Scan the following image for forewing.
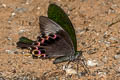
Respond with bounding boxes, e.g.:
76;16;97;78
48;4;77;51
39;16;62;35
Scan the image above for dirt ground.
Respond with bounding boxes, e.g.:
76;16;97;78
0;0;120;80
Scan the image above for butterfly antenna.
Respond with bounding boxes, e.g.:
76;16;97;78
74;51;90;76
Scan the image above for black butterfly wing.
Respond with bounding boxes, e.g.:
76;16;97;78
39;16;75;58
48;4;77;51
40;16;62;35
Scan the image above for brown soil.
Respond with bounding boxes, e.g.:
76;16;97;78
0;0;120;80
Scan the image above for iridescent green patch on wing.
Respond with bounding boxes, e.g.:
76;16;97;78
19;37;33;45
48;4;77;51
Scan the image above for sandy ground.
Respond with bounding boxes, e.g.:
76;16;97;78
0;0;120;80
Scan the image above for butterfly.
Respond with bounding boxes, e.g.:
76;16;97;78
16;4;82;64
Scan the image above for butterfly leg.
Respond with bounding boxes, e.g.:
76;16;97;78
70;51;90;77
80;56;91;75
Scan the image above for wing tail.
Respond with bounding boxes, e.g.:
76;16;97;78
17;37;34;49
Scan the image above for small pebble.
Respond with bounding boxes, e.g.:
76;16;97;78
63;65;77;75
2;4;7;8
25;0;32;4
114;54;120;59
98;71;106;77
109;37;118;41
7;37;12;41
14;7;27;13
87;59;98;67
37;7;40;10
104;41;110;47
19;30;25;34
11;12;16;16
5;50;13;54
